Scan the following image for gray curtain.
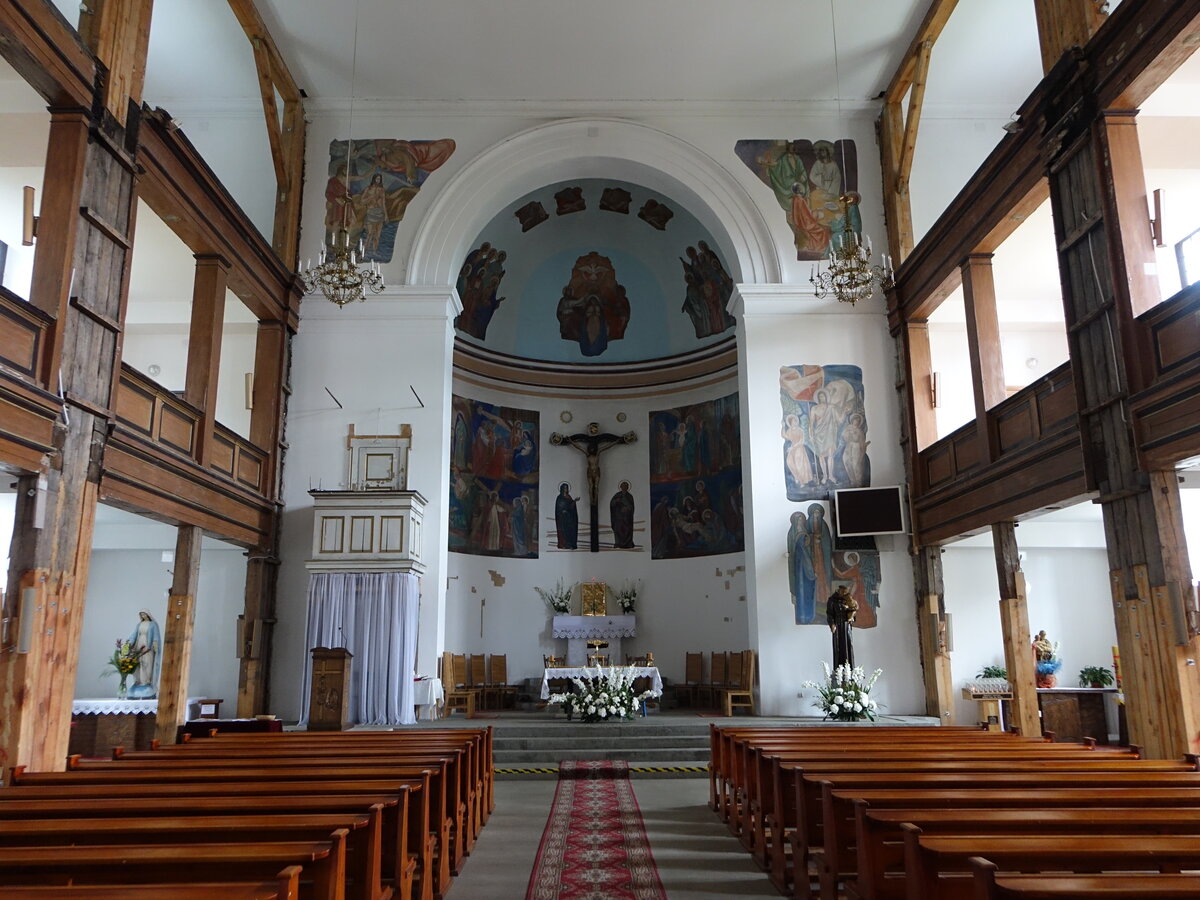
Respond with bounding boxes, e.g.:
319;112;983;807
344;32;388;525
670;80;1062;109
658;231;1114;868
298;571;419;726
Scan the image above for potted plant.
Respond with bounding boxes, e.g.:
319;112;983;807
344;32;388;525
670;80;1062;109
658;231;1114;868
977;665;1007;680
1078;665;1114;688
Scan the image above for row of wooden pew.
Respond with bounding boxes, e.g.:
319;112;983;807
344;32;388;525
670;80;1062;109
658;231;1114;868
0;725;494;900
709;723;1200;899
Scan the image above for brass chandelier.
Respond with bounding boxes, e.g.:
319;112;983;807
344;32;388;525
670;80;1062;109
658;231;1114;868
300;229;384;308
810;194;893;305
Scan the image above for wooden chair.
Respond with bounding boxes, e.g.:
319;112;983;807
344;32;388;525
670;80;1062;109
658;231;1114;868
484;654;517;710
677;651;706;707
442;652;477;718
722;649;755;716
703;651;728;709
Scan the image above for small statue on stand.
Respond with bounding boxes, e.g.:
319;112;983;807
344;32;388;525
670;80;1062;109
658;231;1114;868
827;585;858;669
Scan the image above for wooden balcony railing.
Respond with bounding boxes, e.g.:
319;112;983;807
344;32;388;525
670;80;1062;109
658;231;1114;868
0;287;51;384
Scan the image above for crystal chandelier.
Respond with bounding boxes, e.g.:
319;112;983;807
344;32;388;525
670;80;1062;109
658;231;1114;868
300;230;384;307
810;194;894;305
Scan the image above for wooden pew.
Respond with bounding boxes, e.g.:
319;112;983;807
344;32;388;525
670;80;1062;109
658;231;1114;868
0;778;431;900
0;814;381;900
0;866;302;899
0;835;346;900
852;807;1200;900
904;829;1200;900
969;858;1200;899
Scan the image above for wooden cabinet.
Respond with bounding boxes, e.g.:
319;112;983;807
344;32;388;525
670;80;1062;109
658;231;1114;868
1038;688;1117;744
308;647;353;731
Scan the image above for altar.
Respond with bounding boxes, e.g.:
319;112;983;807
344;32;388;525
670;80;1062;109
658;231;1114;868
540;666;663;700
552;614;636;666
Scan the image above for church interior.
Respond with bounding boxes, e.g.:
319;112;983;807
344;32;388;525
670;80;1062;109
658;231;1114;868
2;0;1200;894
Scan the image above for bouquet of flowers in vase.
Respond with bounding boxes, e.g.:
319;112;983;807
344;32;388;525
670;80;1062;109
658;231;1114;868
535;578;575;614
103;638;141;698
608;580;640;614
548;666;657;722
802;661;882;721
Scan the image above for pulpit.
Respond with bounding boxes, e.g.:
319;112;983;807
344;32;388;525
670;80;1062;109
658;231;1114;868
308;647;353;731
552;614;636;667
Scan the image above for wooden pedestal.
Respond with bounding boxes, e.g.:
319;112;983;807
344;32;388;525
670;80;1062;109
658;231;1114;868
308;647;353;731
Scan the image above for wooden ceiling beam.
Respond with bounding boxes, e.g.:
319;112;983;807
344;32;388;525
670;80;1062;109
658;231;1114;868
227;0;300;102
78;0;153;126
1034;0;1107;74
885;0;958;103
897;40;932;195
250;37;288;191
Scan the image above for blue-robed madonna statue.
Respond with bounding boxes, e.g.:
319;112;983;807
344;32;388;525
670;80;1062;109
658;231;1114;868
127;609;162;699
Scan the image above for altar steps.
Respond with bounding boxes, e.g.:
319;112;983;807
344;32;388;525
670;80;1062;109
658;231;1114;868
490;720;711;774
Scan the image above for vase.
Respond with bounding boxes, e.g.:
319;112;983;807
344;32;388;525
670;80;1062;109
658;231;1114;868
1036;672;1057;689
118;676;128;700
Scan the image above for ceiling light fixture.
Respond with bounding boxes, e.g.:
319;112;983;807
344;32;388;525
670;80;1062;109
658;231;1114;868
809;2;893;305
298;0;383;308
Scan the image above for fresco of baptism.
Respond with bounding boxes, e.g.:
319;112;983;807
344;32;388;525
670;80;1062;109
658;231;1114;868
448;395;540;559
648;394;744;559
779;363;870;502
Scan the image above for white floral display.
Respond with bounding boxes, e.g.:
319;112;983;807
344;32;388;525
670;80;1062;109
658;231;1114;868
548;665;658;722
801;661;882;721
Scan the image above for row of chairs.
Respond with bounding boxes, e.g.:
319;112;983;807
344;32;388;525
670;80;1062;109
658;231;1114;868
676;649;756;715
440;652;519;716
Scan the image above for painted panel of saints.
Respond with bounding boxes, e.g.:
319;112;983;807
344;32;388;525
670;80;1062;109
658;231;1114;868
788;508;880;627
448;396;539;558
648;394;744;559
734;138;861;261
779;363;870;501
556;252;630;357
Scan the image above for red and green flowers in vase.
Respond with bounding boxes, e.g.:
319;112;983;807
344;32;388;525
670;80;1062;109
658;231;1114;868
104;638;141;699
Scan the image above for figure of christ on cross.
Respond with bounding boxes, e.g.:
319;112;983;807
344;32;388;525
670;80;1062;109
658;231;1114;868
550;422;638;552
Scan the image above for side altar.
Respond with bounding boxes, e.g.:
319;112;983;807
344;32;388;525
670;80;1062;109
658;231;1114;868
552;614;636;667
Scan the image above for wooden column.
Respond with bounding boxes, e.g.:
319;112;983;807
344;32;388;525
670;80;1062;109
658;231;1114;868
237;554;279;717
1033;0;1107;74
993;522;1041;738
913;545;955;723
249;320;290;501
78;0;153;126
960;253;1006;462
154;525;202;745
184;255;228;466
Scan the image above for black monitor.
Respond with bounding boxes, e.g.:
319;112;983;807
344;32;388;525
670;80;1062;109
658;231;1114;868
833;486;906;537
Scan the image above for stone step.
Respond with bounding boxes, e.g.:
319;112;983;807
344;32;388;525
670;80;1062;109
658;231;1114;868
481;723;713;740
493;734;708;751
494;746;711;764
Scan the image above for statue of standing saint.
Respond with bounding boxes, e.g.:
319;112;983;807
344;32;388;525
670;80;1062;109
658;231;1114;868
551;422;637;552
827;585;857;670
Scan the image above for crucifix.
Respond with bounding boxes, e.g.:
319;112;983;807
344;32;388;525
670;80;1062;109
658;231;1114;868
550;422;637;552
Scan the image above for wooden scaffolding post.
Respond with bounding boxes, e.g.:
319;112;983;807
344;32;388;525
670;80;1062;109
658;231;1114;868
155;525;203;745
913;545;955;723
993;522;1041;738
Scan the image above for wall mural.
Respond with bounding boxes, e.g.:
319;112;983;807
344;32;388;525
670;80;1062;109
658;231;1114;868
324;138;456;263
734;139;860;260
779;364;870;501
448;396;539;558
455;243;508;339
648;394;744;559
680;241;736;338
557;252;631;357
788;505;880;627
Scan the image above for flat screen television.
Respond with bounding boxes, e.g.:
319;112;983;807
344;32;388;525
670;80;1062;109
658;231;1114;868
833;485;906;537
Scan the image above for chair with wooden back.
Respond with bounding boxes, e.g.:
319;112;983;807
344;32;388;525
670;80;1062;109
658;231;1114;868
442;652;477;718
485;654;518;710
704;650;728;709
722;648;755;716
678;651;706;707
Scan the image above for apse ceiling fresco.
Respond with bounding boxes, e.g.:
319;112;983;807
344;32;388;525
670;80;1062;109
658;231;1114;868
454;179;736;366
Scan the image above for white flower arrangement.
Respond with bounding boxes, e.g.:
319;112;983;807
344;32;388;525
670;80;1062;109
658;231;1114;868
548;666;657;722
801;661;882;722
608;580;640;614
535;578;575;614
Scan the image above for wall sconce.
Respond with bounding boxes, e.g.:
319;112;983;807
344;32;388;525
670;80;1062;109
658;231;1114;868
930;372;941;409
22;186;39;246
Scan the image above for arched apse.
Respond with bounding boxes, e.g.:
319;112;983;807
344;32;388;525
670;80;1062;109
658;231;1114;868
407;118;781;290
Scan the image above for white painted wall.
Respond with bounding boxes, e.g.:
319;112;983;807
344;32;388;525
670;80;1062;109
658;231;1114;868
942;543;1118;726
0;164;41;298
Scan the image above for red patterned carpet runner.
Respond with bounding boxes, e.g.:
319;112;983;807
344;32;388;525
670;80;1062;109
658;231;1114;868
525;760;668;900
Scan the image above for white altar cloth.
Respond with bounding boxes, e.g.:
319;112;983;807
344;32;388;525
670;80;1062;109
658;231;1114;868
72;698;159;715
540;666;662;700
413;677;443;719
551;615;636;640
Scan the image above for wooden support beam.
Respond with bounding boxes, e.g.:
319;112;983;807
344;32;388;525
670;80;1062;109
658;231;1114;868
879;100;914;263
249;37;288;191
993;521;1041;738
885;0;959;103
226;0;301;101
272;96;306;268
237;554;279;717
960;253;1006;463
914;545;955;723
1033;0;1107;74
184;255;228;467
249;320;289;503
897;41;932;193
78;0;153;126
154;525;202;746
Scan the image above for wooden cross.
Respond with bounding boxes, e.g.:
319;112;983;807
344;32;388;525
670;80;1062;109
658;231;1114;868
550;422;637;552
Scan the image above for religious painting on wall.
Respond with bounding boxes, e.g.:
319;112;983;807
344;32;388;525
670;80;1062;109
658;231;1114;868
779;363;870;501
556;252;630;357
454;242;508;339
648;394;744;559
680;241;736;338
448;396;539;558
734;139;860;260
788;504;880;627
324;138;456;263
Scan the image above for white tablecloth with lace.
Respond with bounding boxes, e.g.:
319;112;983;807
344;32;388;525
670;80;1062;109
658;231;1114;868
551;615;636;640
72;698;159;715
540;666;662;700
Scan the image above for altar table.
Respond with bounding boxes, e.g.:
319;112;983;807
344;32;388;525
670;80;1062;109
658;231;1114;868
413;677;444;720
540;666;662;700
